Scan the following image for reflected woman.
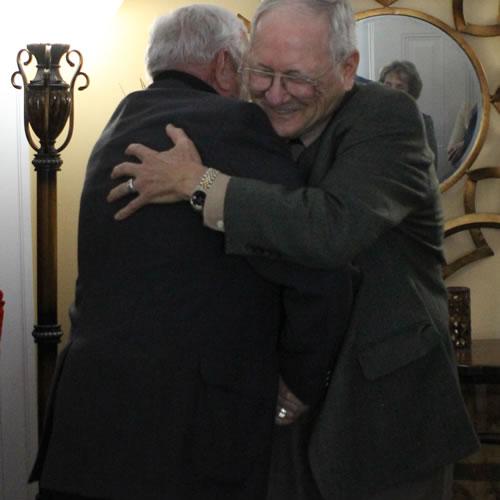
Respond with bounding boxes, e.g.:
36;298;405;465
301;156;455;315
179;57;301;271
447;102;478;166
379;60;438;164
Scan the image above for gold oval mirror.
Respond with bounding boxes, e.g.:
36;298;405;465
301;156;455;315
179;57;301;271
355;8;490;192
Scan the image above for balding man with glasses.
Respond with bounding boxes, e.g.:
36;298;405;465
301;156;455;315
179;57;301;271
109;0;479;499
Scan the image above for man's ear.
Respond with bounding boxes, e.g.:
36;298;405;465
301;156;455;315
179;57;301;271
341;50;360;91
213;49;237;94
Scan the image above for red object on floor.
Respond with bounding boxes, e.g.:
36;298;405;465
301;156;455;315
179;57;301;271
0;290;4;341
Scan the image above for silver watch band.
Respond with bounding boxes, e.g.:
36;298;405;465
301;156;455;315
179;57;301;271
189;168;219;212
197;168;219;192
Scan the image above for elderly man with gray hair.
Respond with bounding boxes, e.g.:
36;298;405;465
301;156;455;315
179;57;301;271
29;4;358;500
109;0;479;499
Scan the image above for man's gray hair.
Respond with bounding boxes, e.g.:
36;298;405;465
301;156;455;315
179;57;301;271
378;60;423;100
252;0;356;64
146;4;246;79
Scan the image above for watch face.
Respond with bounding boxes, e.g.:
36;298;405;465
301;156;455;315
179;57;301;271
190;190;207;212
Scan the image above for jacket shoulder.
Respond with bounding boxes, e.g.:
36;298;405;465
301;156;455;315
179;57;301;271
348;83;421;123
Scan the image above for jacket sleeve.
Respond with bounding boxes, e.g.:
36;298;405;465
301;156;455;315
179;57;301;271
248;257;359;405
213;101;358;405
223;89;435;270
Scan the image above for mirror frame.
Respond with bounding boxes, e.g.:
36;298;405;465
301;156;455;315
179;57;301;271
355;7;491;193
452;0;500;37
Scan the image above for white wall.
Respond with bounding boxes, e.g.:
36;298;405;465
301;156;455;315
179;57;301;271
0;41;38;500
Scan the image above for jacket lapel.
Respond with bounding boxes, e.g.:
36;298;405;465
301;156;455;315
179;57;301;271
302;85;360;186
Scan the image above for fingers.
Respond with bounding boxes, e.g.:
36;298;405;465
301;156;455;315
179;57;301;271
107;180;134;203
275;404;297;426
107;136;199;220
280;385;304;406
164;124;202;164
275;393;308;425
113;196;147;221
105;179;145;220
124;143;158;161
275;415;295;425
278;377;306;408
109;144;161;194
274;377;309;425
165;123;189;144
110;162;139;181
277;392;302;414
275;399;308;425
110;143;163;181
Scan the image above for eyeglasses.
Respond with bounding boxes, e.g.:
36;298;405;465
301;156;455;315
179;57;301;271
239;66;333;99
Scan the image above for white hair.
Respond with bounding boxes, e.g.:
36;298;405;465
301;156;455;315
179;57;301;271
146;4;246;79
252;0;356;64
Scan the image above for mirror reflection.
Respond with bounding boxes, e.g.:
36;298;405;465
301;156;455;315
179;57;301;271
355;15;482;183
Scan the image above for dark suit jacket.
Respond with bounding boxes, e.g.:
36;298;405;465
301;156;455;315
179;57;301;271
30;72;355;499
222;83;479;499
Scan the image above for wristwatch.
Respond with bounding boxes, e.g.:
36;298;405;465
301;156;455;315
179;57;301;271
189;168;219;213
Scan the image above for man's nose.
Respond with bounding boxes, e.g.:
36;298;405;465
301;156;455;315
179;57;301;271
264;74;290;106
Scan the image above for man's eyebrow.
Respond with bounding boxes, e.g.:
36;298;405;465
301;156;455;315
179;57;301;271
251;63;273;71
251;64;308;78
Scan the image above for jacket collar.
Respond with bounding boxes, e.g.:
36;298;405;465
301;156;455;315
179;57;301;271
151;70;218;94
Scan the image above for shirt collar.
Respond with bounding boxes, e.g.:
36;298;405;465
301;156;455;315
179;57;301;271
151;70;218;94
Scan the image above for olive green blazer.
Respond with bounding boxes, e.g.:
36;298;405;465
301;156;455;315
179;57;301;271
223;83;479;499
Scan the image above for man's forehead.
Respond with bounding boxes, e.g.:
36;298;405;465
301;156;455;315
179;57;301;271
251;5;330;43
248;14;331;64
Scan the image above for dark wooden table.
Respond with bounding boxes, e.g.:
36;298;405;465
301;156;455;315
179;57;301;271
457;339;500;385
453;340;500;497
457;339;500;444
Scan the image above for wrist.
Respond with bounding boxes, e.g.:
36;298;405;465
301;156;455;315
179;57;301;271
189;167;220;213
182;164;207;200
